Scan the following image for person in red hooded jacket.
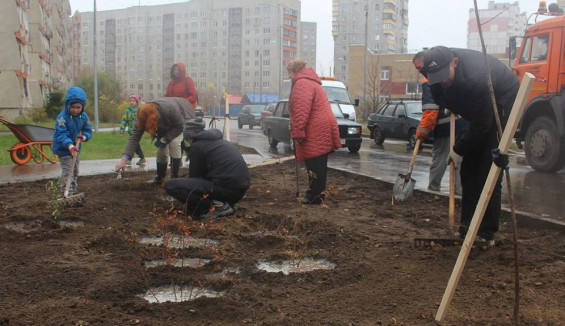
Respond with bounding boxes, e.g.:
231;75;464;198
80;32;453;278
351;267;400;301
165;62;198;106
287;58;341;205
165;62;198;164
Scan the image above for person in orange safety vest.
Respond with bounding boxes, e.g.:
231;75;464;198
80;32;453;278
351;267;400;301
412;51;468;193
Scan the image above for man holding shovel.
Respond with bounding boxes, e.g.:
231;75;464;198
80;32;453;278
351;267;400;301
424;46;519;245
412;51;468;195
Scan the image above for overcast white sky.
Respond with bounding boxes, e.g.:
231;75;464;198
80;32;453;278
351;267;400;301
69;0;541;73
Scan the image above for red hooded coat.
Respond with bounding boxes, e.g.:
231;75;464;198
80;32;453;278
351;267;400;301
289;67;341;162
165;62;198;105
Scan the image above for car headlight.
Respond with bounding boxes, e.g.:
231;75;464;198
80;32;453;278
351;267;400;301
347;127;361;135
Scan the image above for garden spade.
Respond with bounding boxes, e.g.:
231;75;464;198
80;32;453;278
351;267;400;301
57;137;84;207
393;138;421;201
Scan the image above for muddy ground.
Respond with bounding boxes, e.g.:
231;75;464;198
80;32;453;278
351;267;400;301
0;158;563;326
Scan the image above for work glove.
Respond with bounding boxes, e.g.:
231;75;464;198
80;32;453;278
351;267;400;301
491;148;509;170
446;148;463;166
68;145;79;156
76;135;86;142
154;136;167;148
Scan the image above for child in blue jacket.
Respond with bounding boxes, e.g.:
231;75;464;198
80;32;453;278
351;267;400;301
52;87;92;196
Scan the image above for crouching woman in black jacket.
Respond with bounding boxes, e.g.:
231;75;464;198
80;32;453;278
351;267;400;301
164;118;251;220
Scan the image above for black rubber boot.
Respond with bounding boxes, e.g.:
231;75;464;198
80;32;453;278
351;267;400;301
147;163;167;184
171;158;181;178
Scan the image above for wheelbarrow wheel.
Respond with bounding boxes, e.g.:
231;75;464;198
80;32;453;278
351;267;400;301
10;145;32;165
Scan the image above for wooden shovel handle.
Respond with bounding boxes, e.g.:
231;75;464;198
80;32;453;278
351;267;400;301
63;135;82;197
408;138;422;171
449;113;456;227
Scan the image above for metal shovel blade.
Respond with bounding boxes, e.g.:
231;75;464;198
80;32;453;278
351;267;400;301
393;173;416;201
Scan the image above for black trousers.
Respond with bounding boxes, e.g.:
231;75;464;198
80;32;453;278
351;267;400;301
459;126;502;240
164;177;247;214
304;153;329;202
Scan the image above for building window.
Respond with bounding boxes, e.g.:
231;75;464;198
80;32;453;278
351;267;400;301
380;67;390;80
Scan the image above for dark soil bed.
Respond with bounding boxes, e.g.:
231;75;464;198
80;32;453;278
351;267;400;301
0;159;563;325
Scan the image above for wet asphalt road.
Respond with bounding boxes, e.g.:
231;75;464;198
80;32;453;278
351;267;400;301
1;118;563;228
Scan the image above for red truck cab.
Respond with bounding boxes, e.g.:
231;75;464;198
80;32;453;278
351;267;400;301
512;2;565;172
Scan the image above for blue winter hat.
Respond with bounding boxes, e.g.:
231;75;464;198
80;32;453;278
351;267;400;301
65;87;87;108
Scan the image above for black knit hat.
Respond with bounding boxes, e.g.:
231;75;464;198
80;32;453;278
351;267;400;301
184;118;206;139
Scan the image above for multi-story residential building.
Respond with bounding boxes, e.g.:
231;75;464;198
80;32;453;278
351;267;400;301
73;0;307;103
1;0;73;119
332;0;409;85
300;21;317;71
467;1;527;55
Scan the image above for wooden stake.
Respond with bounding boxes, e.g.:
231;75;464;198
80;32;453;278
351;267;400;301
449;113;456;230
435;73;534;322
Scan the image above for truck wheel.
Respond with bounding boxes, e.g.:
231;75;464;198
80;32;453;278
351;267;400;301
267;130;278;147
525;116;565;172
372;126;385;145
347;143;361;153
238;120;243;129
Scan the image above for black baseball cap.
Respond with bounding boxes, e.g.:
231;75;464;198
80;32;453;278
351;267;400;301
423;46;454;85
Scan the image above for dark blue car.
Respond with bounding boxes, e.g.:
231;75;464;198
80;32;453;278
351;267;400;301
367;100;433;149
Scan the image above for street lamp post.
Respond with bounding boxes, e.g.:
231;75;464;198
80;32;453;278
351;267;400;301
93;0;99;132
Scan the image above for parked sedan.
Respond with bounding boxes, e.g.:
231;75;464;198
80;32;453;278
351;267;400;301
237;105;264;129
262;100;362;153
260;103;276;130
367;100;433;149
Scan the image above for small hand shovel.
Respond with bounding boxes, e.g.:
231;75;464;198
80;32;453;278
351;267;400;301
393;138;421;201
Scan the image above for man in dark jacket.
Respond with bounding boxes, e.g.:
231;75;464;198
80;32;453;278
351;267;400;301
424;46;519;244
413;51;468;194
164;118;251;220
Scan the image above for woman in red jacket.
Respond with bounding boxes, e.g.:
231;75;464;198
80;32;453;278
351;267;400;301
287;58;341;205
165;62;198;106
165;62;198;163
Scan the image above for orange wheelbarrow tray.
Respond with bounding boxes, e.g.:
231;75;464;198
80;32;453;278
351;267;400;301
0;115;58;165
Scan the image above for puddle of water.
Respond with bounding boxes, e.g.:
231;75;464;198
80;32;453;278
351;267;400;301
137;235;219;249
2;221;41;233
206;267;241;281
245;231;299;239
256;258;336;275
144;258;210;269
139;285;225;303
2;220;84;233
58;220;85;228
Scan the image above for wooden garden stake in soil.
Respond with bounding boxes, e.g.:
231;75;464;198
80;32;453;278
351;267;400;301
448;113;456;233
435;72;534;322
472;1;526;323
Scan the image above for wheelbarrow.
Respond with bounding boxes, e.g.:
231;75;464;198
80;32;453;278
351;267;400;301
0;114;58;165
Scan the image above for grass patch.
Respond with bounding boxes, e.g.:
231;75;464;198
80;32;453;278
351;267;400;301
0;130;155;165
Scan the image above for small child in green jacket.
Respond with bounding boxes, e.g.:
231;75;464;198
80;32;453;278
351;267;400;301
119;94;145;165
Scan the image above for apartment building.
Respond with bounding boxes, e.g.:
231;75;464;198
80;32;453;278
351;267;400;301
467;1;527;55
300;21;317;71
1;0;73;119
332;0;409;84
73;0;305;102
